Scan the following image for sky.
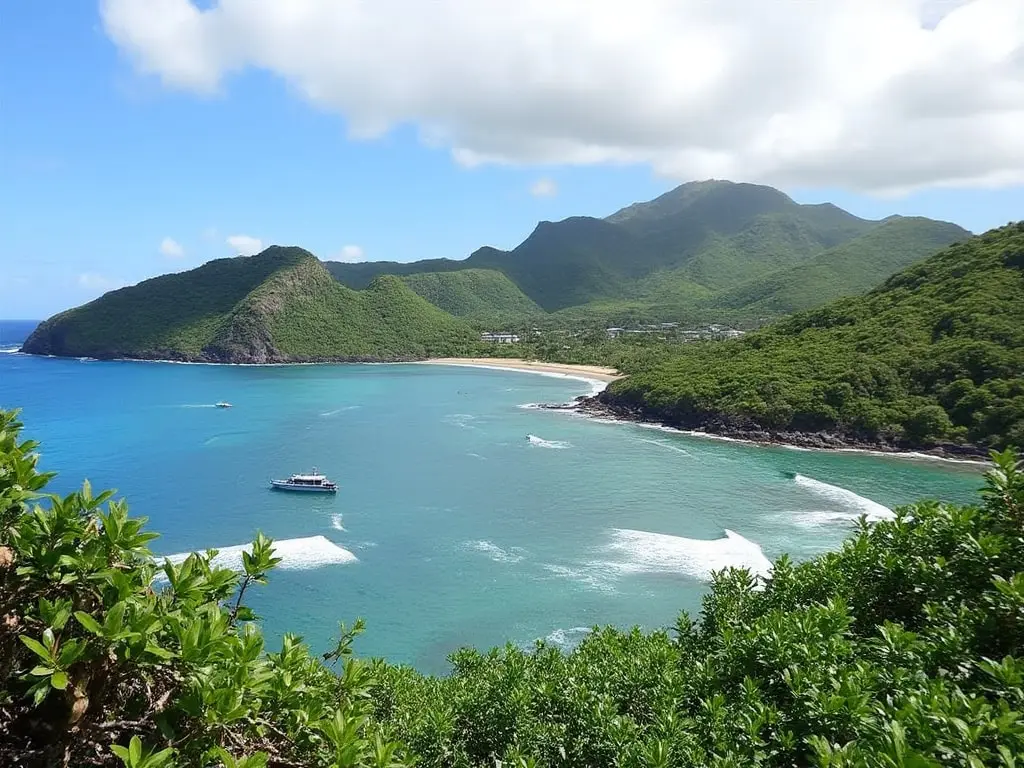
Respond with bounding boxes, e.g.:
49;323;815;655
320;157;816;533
1;0;1022;319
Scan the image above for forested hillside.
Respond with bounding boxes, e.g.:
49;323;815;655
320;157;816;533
21;247;478;363
326;180;969;324
601;223;1024;451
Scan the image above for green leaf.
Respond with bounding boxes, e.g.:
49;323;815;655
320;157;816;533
20;635;52;661
129;735;142;765
50;670;68;690
75;610;103;635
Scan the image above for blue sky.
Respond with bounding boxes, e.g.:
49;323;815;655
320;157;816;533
2;1;1022;319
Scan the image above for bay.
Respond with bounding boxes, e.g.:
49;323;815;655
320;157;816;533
0;326;982;673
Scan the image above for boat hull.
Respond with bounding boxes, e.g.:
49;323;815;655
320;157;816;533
270;481;338;493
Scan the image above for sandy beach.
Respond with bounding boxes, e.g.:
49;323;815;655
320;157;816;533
419;357;623;383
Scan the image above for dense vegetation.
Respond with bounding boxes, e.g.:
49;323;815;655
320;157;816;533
604;223;1024;451
399;269;543;323
21;248;479;363
3;409;1023;767
705;217;972;319
327;181;969;324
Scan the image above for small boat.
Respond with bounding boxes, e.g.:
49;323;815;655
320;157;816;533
215;402;233;408
270;469;338;493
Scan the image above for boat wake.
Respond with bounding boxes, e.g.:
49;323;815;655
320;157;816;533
321;406;361;417
792;474;894;521
527;434;570;449
466;539;526;563
637;438;691;456
157;535;357;575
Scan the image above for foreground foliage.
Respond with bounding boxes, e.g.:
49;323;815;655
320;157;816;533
2;408;1023;767
607;222;1024;450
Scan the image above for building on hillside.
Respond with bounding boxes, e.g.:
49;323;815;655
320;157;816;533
481;332;520;344
605;327;625;339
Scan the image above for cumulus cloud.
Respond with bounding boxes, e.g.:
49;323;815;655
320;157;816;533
100;0;1024;194
530;178;558;198
227;234;263;255
78;273;126;293
159;236;185;258
336;245;365;262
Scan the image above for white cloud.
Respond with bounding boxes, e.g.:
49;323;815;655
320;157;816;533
78;273;126;293
159;236;185;258
227;234;263;255
100;0;1024;194
336;244;365;262
530;178;558;197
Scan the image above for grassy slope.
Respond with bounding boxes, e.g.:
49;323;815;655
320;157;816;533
22;247;477;362
707;217;972;317
400;269;542;322
605;222;1024;449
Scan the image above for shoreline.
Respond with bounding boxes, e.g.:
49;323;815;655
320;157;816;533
417;358;622;386
558;397;990;466
8;351;990;466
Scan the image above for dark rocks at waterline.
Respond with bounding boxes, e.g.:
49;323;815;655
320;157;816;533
566;393;989;461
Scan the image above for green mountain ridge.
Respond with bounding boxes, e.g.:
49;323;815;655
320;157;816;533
399;269;543;322
600;222;1024;451
704;216;974;317
22;247;477;362
327;180;970;323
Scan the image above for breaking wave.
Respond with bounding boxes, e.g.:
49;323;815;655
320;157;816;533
604;528;773;582
158;535;357;574
792;474;894;521
527;434;570;449
331;514;345;531
543;626;592;651
466;540;526;563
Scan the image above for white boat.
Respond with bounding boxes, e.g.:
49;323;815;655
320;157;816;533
215;402;233;408
270;470;338;493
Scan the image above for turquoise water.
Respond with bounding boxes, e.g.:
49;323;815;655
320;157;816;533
0;335;983;673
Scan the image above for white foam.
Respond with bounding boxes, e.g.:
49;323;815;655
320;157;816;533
793;474;894;521
543;626;592;650
445;413;478;429
466;540;526;563
604;528;773;582
527;434;570;449
542;563;617;593
159;535;357;573
331;514;345;531
0;346;21;354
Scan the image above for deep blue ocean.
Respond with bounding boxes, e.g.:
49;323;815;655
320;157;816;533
0;321;983;672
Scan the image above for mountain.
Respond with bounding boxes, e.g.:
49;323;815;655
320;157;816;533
22;247;477;363
326;180;969;320
596;222;1024;452
704;216;973;318
399;269;542;322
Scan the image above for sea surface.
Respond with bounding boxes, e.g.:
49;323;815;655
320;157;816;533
0;322;984;673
